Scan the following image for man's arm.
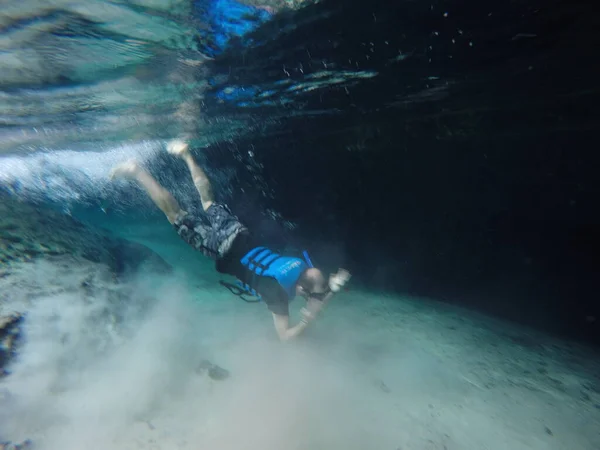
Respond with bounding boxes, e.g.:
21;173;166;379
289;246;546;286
271;268;351;341
272;313;310;341
271;293;336;341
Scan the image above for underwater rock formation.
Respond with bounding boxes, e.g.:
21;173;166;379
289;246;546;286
0;253;166;448
196;359;230;381
0;193;171;276
0;439;33;450
0;314;22;377
0;193;172;376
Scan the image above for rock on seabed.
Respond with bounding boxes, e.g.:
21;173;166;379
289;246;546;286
0;193;172;375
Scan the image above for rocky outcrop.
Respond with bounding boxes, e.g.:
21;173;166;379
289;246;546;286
0;254;165;447
0;193;171;276
0;314;22;377
196;359;230;380
0;193;172;377
0;439;32;450
0;193;179;448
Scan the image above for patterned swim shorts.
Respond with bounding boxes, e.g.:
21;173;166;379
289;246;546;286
173;203;248;260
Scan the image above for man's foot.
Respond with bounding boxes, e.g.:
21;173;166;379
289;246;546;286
109;160;141;180
166;139;190;158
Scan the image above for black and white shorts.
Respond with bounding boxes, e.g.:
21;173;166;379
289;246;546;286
173;203;248;260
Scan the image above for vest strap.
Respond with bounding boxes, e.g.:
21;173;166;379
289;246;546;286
218;280;261;303
243;247;283;290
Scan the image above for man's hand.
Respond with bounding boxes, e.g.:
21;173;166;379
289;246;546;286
328;268;351;293
300;307;314;324
273;269;351;341
300;298;324;323
273;313;310;341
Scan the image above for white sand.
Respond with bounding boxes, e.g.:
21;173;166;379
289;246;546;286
1;234;599;450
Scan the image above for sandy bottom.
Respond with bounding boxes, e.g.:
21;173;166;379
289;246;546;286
1;237;599;450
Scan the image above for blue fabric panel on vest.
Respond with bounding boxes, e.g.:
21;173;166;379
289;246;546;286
240;246;308;300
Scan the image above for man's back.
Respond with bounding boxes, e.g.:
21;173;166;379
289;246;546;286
217;232;291;316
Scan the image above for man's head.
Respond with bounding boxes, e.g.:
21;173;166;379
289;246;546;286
296;267;329;299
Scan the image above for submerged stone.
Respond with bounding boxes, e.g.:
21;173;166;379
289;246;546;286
0;314;23;377
0;439;33;450
0;192;173;377
0;193;171;276
196;359;230;380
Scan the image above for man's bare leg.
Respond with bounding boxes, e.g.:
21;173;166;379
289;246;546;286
167;139;214;211
109;160;182;224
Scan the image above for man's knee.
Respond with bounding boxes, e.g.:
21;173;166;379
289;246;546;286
164;204;184;224
165;211;179;224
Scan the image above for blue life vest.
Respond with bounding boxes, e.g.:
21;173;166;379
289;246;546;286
238;246;309;301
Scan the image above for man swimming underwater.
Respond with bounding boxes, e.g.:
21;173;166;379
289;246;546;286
110;140;351;341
